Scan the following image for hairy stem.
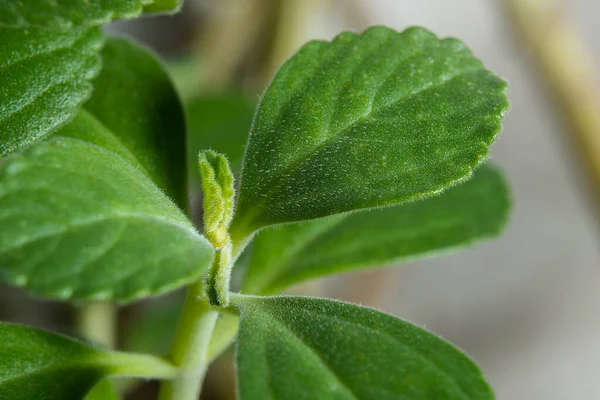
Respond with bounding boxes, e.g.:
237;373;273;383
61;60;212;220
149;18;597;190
158;281;219;400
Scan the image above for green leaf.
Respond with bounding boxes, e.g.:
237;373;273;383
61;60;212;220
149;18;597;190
233;294;493;400
0;0;181;29
187;92;255;181
230;26;508;240
84;38;189;210
0;36;212;303
0;322;177;400
243;164;509;294
0;110;214;303
0;26;104;157
85;380;121;400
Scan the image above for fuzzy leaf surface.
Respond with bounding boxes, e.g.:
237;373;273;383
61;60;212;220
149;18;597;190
0;322;177;400
0;26;104;157
231;26;508;238
84;38;188;210
0;116;213;302
0;37;210;302
243;165;509;294
233;295;494;400
0;0;181;29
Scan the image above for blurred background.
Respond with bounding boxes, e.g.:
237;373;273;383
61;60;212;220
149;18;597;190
3;0;600;399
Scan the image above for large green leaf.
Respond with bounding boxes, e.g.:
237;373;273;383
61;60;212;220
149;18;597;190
0;113;213;302
233;294;493;400
230;26;508;240
84;38;188;210
187;92;255;181
0;26;104;157
0;0;181;29
243;164;509;294
0;37;212;302
0;322;177;400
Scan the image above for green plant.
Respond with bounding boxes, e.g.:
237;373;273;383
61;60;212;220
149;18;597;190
0;3;509;400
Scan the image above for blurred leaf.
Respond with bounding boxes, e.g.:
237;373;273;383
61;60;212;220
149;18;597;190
166;57;201;101
124;296;182;355
85;381;120;400
233;294;494;400
187;92;255;182
230;26;508;239
84;38;188;210
0;26;103;157
243;164;509;294
0;322;177;400
0;0;181;29
124;298;239;361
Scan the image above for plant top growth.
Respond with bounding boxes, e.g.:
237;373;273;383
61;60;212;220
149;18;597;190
0;2;509;399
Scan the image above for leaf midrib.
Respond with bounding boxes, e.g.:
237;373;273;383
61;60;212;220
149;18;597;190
263;320;360;400
265;305;473;400
0;210;202;255
0;27;97;70
237;66;485;230
0;353;105;386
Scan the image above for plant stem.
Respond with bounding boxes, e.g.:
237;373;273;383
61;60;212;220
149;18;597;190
77;301;117;348
77;302;119;400
158;281;219;400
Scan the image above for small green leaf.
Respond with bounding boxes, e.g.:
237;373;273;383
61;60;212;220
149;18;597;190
232;294;493;400
230;26;508;240
243;164;509;294
0;26;104;157
0;112;214;302
198;150;235;248
0;0;181;29
187;92;255;181
84;38;189;210
0;322;177;400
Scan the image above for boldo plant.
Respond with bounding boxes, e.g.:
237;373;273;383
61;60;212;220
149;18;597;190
0;2;509;400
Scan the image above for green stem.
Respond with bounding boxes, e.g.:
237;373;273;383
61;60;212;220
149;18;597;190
158;281;219;400
77;302;119;400
77;301;117;348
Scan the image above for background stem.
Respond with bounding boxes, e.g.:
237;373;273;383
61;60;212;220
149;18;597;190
77;301;117;348
77;302;119;400
505;0;600;210
158;281;219;400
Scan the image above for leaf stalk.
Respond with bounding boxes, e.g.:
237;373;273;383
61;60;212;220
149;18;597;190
158;281;219;400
